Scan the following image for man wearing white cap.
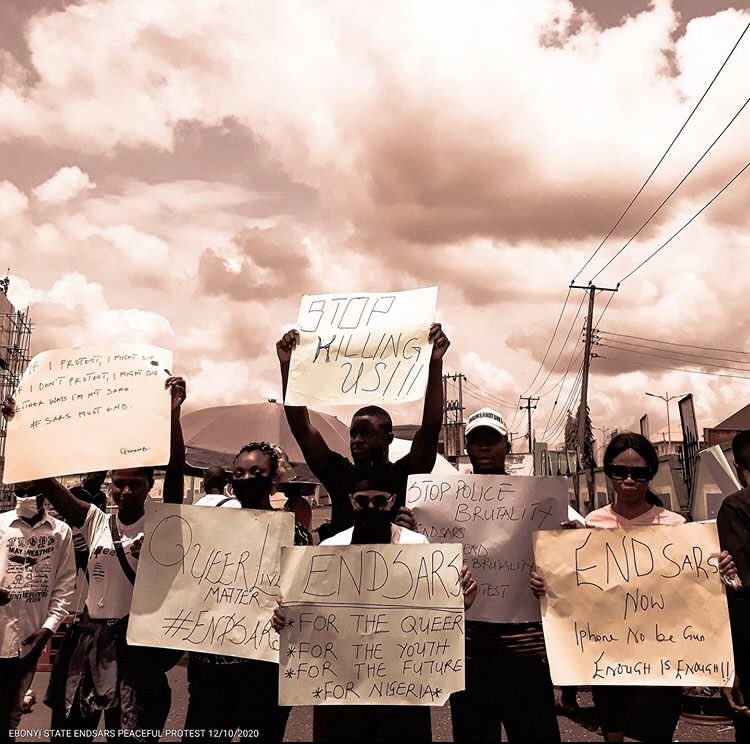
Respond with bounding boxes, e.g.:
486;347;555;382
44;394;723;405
449;408;560;743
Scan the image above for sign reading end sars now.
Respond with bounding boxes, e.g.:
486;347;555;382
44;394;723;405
533;522;734;686
3;344;172;483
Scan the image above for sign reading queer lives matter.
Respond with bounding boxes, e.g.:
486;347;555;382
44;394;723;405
279;544;465;706
284;287;438;406
128;503;293;663
533;522;734;686
3;344;172;483
407;474;567;622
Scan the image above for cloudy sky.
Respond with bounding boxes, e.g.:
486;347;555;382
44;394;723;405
2;0;750;452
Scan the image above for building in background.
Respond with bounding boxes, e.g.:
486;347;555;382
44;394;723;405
0;278;32;509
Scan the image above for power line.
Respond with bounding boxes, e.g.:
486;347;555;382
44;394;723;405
519;287;573;398
596;337;750;367
618;158;750;283
596;342;750;374
529;291;587;398
590;92;750;282
597;353;750;382
598;329;750;357
542;359;585;441
571;21;750;283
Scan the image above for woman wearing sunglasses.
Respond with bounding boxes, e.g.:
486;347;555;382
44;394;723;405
534;432;736;741
589;432;683;529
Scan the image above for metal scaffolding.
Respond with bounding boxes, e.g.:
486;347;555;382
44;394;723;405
0;278;32;509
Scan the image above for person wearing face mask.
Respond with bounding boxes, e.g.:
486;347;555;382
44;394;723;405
2;376;187;743
272;471;478;742
183;441;312;742
0;482;76;734
276;323;450;538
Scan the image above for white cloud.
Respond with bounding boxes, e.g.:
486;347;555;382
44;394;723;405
0;181;28;218
33;166;96;203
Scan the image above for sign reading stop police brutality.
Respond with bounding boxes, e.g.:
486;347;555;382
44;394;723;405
407;474;568;623
3;344;172;483
278;543;465;706
533;522;734;686
128;502;294;663
284;287;438;406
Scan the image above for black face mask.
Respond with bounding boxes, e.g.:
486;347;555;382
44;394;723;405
351;509;392;544
231;475;272;507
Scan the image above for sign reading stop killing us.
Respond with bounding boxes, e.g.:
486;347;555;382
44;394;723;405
284;287;438;407
406;474;568;623
3;344;172;483
128;502;294;663
278;543;465;706
533;522;734;686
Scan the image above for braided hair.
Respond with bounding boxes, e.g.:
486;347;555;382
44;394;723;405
234;441;280;479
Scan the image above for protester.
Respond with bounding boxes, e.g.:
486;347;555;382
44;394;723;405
272;469;477;743
1;376;187;743
70;471;108;512
194;465;234;507
447;407;560;743
0;480;76;734
280;480;315;531
67;470;108;575
276;323;449;537
531;431;737;742
717;429;750;740
184;441;312;742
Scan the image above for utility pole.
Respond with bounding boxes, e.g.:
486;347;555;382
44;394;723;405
442;373;466;461
519;396;538;454
570;283;618;510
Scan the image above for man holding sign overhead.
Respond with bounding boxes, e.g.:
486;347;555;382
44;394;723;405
276;288;449;537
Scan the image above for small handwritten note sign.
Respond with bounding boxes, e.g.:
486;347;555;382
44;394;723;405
279;544;465;706
284;287;437;406
3;344;172;483
127;502;294;663
533;522;734;686
407;474;567;623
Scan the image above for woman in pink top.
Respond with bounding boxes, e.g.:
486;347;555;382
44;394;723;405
533;432;736;742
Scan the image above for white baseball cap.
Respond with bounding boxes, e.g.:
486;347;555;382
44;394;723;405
464;407;508;438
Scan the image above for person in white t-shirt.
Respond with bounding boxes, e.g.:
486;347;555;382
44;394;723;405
0;483;76;733
6;376;187;743
273;470;477;743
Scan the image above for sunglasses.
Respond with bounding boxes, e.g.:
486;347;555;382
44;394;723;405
605;464;652;483
351;492;395;509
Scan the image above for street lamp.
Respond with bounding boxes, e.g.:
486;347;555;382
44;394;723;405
644;391;689;450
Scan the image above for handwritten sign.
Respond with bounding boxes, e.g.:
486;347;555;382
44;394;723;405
533;522;734;686
3;344;172;483
127;502;294;663
284;287;437;406
279;543;465;706
407;474;567;622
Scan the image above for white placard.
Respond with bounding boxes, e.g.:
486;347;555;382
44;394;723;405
284;287;437;406
407;473;567;622
4;345;172;483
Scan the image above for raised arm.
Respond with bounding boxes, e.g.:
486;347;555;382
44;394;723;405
277;330;334;473
163;375;187;504
409;323;449;473
35;478;90;528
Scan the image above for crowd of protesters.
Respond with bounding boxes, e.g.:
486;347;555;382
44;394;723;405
0;319;749;743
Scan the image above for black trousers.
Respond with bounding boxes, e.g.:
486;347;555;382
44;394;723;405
450;651;560;742
184;656;290;742
0;655;37;734
592;685;682;741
